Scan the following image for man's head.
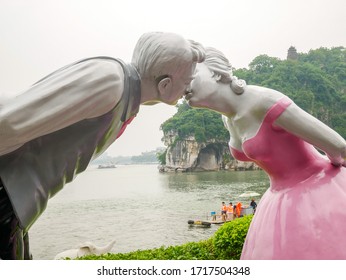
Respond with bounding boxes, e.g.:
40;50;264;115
132;32;205;105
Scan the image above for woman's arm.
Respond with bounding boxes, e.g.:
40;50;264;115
275;101;346;166
0;58;124;155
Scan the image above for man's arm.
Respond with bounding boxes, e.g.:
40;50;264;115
0;58;124;155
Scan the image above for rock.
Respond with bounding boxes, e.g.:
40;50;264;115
160;132;259;172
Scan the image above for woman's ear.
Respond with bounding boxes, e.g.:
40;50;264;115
157;77;172;98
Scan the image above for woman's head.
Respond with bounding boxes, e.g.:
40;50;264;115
186;47;246;108
203;47;246;94
203;47;233;83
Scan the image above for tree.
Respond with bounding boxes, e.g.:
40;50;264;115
160;101;229;143
234;47;345;137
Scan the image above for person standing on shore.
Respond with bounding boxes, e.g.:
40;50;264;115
221;202;227;222
226;202;234;221
250;199;257;213
235;202;242;218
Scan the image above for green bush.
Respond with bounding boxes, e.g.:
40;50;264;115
77;216;253;260
213;215;253;260
77;239;216;260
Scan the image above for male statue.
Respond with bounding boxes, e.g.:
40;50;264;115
0;32;205;259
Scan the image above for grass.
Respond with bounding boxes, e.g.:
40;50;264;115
76;215;253;260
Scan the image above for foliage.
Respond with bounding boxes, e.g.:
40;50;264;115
213;215;253;260
92;149;163;165
131;150;160;163
299;47;346;89
76;216;253;260
234;47;346;137
77;239;216;260
331;112;346;138
160;101;229;143
156;149;166;165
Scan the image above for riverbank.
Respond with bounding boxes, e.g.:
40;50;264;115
30;165;268;259
77;215;253;260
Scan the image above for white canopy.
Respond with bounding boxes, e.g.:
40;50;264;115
239;191;261;198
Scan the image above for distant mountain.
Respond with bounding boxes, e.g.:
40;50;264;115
92;148;165;165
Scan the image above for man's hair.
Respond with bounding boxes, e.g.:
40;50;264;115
131;32;205;79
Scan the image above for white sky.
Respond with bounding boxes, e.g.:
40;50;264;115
1;0;345;156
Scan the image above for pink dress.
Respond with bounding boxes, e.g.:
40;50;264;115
230;97;346;259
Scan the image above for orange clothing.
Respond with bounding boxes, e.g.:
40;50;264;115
236;202;242;216
222;205;227;211
227;205;233;213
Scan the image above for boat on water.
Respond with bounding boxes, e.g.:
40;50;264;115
187;220;211;227
98;163;116;169
188;207;255;227
189;192;258;226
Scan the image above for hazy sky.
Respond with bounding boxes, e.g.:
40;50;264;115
1;0;345;156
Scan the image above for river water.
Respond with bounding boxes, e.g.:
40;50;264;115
30;165;270;259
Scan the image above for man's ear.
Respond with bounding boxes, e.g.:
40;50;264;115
157;77;172;98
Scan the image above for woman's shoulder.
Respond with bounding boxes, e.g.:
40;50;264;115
245;85;284;99
244;86;287;112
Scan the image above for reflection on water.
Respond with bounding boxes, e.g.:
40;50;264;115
30;165;269;259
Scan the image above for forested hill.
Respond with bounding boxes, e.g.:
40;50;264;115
161;47;346;142
235;46;346;137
